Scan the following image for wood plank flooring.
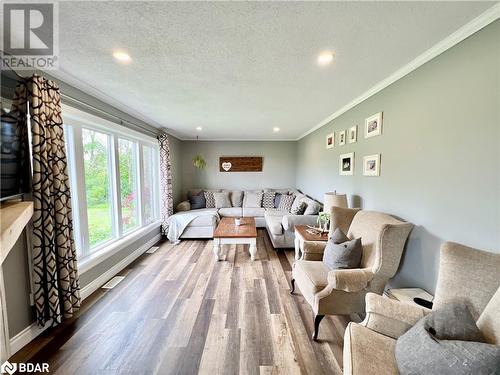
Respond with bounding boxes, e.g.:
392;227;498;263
12;229;361;374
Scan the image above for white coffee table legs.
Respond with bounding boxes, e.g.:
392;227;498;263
213;237;257;261
213;239;224;261
249;241;257;261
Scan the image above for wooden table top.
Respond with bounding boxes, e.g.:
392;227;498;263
214;217;257;238
294;225;329;242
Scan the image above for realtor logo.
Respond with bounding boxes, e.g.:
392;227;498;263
0;361;17;375
1;2;59;69
0;361;49;374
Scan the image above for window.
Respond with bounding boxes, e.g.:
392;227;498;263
64;105;160;264
82;129;114;248
142;145;156;224
118;138;139;232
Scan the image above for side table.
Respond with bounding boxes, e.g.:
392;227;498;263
294;225;328;260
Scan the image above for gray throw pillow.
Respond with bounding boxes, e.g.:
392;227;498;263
330;227;349;244
322;236;362;269
204;191;216;208
243;192;263;208
424;303;486;342
395;303;500;375
291;201;307;215
274;193;283;208
278;194;295;212
213;192;231;209
189;190;206;209
304;200;321;215
262;191;276;209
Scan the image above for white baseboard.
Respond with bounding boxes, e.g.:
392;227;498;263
9;233;161;356
79;233;161;300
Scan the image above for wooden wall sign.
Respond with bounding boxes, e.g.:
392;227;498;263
219;157;263;172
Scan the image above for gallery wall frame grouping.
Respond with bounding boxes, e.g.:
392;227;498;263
338;153;382;177
325;111;383;149
324;111;384;176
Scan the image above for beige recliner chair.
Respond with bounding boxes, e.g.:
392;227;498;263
343;242;500;375
291;207;413;340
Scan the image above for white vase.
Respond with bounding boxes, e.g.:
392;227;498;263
235;218;241;226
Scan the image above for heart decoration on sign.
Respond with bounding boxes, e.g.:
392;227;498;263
222;162;232;171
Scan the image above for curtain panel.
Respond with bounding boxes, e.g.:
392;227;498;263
158;133;173;236
13;75;81;327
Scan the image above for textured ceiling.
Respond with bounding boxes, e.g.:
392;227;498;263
54;1;494;139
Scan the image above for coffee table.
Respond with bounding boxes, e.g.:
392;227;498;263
213;217;257;261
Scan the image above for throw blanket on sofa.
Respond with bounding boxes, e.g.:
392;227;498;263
167;209;219;244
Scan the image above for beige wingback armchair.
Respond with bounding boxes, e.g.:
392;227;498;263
343;242;500;375
291;207;413;340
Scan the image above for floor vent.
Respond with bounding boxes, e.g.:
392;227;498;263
102;276;125;289
146;246;160;254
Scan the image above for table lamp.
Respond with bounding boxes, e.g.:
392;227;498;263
323;191;348;214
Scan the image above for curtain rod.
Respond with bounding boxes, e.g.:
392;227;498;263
60;93;160;138
1;56;161;138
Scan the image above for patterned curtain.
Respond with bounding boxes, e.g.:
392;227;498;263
158;133;173;236
13;75;81;327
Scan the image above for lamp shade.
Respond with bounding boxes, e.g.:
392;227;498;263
323;192;348;213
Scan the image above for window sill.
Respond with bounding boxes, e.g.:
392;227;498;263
78;220;161;274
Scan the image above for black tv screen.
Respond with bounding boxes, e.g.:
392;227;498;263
0;109;23;200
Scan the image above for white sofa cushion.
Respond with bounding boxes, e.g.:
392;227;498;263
213;191;231;208
266;215;283;235
218;207;243;217
243;191;263;208
243;207;265;217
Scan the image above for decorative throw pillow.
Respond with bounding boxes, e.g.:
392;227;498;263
274;193;283;208
278;194;295;212
262;191;276;209
189;190;206;209
304;200;321;215
243;192;263;208
322;235;362;269
204;191;216;208
213;192;231;209
290;194;305;213
395;303;499;375
291;201;307;215
330;227;350;244
229;190;243;207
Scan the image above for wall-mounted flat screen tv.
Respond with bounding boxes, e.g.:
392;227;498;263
0;105;23;201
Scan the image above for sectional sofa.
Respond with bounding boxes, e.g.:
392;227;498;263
175;188;322;248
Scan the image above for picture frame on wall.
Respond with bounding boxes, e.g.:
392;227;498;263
365;112;383;138
348;126;357;143
363;154;381;176
339;152;354;175
326;133;335;149
339;130;346;145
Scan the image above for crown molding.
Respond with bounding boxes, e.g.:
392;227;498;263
179;138;297;142
297;3;500;141
47;69;179;132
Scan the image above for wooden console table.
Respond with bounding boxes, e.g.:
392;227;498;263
0;201;34;362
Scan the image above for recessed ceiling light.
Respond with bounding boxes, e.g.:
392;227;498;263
317;51;334;66
113;51;131;63
273;127;280;132
196;126;202;131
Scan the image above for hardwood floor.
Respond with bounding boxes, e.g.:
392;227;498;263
12;229;361;374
